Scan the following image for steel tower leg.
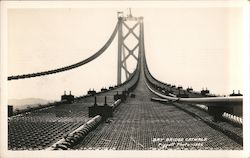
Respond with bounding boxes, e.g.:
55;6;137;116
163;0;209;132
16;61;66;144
117;18;123;85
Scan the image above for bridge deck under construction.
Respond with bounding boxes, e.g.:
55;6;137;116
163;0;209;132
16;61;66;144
8;68;242;150
7;11;243;151
73;73;242;150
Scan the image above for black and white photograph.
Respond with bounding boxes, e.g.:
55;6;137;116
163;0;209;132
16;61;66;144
0;1;249;158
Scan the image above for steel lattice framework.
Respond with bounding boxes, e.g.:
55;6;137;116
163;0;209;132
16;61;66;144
117;14;143;85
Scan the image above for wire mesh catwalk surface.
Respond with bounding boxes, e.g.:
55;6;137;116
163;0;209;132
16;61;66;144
8;103;91;150
8;64;139;150
74;76;242;150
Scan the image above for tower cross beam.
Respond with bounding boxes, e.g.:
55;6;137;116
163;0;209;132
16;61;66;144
122;43;138;62
122;47;129;79
122;22;140;40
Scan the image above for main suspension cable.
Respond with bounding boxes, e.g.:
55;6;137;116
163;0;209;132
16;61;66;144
8;21;121;81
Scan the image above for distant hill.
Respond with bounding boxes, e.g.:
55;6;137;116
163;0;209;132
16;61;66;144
8;98;52;106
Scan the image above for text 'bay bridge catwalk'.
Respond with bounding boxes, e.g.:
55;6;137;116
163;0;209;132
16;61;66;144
8;11;243;151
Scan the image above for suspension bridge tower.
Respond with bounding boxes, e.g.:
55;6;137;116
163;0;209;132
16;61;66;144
117;10;143;85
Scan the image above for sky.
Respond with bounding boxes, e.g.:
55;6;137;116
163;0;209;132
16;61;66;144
7;7;243;101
